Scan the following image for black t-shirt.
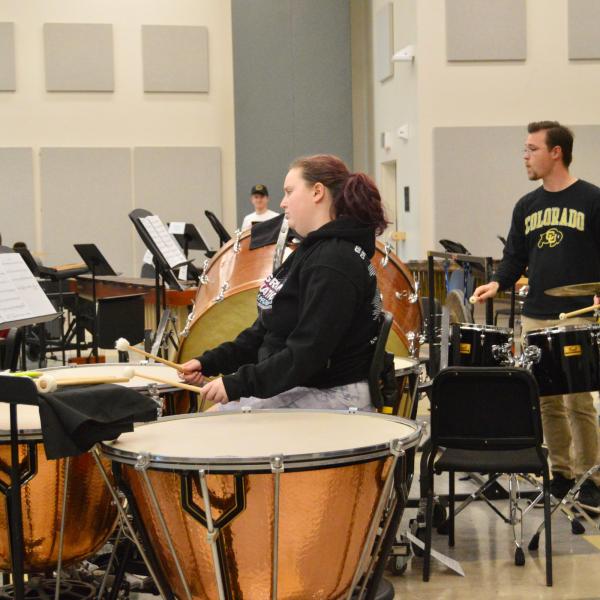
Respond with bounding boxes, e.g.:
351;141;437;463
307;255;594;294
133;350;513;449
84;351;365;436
493;179;600;318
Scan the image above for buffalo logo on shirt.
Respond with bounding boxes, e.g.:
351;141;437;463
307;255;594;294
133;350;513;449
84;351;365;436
257;274;285;310
537;227;564;249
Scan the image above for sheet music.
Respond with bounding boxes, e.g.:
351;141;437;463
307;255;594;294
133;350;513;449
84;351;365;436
169;221;186;235
140;215;187;269
0;253;56;327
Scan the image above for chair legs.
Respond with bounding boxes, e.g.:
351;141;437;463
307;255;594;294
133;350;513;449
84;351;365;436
543;474;553;587
423;469;435;581
448;471;455;547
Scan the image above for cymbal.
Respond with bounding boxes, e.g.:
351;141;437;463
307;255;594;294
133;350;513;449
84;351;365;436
545;282;600;297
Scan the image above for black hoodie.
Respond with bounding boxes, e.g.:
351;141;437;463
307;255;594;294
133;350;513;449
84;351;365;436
197;217;381;401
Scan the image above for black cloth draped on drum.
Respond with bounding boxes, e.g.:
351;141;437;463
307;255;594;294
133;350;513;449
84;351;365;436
37;384;157;459
248;212;297;249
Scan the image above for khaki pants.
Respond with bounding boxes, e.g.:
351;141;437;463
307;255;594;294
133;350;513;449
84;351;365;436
521;316;600;484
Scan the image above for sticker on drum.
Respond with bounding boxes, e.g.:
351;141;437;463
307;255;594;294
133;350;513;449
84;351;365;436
102;410;421;600
525;324;600;395
0;403;117;571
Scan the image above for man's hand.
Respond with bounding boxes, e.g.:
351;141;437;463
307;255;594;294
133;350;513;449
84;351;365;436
179;359;204;386
201;377;229;405
471;281;500;303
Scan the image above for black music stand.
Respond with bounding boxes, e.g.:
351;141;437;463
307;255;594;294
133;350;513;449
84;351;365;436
74;244;118;358
169;222;215;259
129;209;192;330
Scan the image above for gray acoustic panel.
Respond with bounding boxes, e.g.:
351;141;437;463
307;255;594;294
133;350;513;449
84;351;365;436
433;125;600;258
0;23;16;91
569;0;600;59
374;3;394;82
446;0;526;61
0;149;34;249
133;147;221;264
40;148;132;274
232;0;353;228
44;23;114;91
142;25;209;92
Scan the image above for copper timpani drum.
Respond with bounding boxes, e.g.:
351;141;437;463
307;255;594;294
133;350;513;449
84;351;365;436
0;404;116;571
178;233;422;363
39;363;197;414
102;410;421;600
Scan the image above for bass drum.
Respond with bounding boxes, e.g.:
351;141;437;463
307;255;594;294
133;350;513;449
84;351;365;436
178;232;422;363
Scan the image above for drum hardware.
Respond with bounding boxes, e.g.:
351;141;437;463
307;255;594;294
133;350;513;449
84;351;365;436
380;242;393;268
146;383;163;418
491;343;515;366
395;280;420;304
91;447;169;600
214;282;230;303
233;229;242;254
130;369;204;397
115;337;183;371
180;302;197;338
273;216;290;272
149;309;180;362
199;259;210;285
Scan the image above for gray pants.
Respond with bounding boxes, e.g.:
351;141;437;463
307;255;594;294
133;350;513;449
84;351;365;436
217;381;374;412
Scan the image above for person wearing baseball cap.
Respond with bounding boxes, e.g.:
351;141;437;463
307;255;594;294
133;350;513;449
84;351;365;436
241;183;279;230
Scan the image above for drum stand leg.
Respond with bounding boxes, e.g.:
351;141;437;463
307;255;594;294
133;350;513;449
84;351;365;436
138;459;192;600
270;456;284;600
347;439;404;600
91;447;170;600
96;525;123;600
198;469;227;600
54;457;70;600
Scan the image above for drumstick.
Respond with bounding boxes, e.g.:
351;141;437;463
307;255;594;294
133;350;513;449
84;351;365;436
559;304;599;320
36;374;132;393
131;370;204;396
115;338;184;371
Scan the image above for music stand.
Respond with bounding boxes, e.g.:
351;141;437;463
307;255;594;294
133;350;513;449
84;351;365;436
129;209;192;330
168;222;215;259
74;244;118;358
14;248;40;277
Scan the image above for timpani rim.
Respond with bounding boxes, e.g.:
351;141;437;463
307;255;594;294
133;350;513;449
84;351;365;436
101;409;422;472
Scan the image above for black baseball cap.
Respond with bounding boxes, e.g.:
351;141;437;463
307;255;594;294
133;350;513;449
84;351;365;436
251;184;269;196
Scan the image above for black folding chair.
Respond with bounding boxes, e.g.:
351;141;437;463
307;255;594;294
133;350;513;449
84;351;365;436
204;210;231;246
423;367;552;586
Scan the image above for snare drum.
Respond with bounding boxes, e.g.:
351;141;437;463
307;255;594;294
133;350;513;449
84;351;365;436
524;325;600;395
449;323;513;367
39;363;196;414
0;404;116;571
102;410;421;600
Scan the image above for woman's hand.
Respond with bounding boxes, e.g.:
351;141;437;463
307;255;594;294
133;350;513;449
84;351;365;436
179;359;204;386
201;377;229;405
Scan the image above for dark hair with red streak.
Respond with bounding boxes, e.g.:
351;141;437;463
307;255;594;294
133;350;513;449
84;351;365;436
290;154;388;235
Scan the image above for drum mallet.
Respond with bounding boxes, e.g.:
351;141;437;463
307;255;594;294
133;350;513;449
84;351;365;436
126;368;204;396
559;304;599;320
469;295;478;304
35;373;133;393
115;338;184;371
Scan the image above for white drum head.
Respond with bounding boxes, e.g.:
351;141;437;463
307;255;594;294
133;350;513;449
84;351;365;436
0;404;42;436
394;356;419;374
103;410;420;471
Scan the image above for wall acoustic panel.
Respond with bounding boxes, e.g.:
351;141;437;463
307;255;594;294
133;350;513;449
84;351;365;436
569;0;600;59
433;125;600;259
0;149;34;248
40;148;132;274
0;23;16;91
142;25;209;92
44;23;114;91
446;0;526;61
232;0;353;227
133;147;221;262
374;3;394;82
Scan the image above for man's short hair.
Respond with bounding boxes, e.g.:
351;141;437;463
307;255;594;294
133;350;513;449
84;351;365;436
527;121;574;167
251;184;269;196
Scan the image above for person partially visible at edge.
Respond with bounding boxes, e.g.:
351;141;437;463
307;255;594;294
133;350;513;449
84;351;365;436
180;154;387;412
472;121;600;509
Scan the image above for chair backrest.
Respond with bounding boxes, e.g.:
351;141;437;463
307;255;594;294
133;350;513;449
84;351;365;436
368;311;395;409
431;366;542;451
204;210;231;246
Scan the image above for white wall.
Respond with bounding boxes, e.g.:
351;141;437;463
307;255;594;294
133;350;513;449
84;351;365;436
369;0;600;260
0;0;236;274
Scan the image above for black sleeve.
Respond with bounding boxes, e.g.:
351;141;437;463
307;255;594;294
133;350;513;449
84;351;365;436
492;201;528;290
196;318;266;376
221;265;360;401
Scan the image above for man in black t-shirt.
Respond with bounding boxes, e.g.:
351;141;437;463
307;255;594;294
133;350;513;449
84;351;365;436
473;121;600;508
